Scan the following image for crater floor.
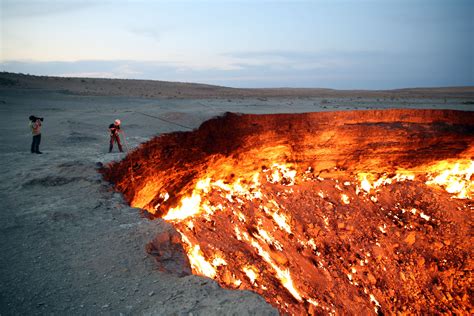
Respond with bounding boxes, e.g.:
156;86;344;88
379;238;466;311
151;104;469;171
105;109;474;315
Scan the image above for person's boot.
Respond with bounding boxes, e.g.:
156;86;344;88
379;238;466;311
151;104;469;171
36;151;43;154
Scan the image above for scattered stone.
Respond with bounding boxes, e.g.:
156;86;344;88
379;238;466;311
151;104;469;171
367;273;377;285
417;257;425;267
404;232;416;246
400;271;406;281
222;269;233;285
271;251;289;266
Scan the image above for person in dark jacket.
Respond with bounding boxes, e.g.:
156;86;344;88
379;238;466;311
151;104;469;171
109;119;123;153
29;115;43;154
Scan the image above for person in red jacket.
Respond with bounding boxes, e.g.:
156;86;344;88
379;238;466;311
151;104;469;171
109;119;123;153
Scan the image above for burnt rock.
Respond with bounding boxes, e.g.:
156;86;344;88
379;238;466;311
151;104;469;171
146;227;192;276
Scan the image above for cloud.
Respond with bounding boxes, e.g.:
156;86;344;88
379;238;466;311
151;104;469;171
57;71;117;78
1;52;472;89
0;60;146;79
1;0;99;19
220;50;383;72
129;27;162;42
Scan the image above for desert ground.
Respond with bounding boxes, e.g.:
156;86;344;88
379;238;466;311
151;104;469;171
0;73;473;315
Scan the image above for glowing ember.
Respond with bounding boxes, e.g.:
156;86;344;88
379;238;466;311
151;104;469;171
103;110;474;315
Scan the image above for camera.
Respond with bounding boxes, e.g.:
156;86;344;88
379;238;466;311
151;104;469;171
29;115;44;122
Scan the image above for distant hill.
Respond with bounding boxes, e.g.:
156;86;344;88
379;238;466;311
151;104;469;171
1;72;473;99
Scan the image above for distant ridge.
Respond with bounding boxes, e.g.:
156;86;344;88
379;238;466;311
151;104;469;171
1;72;473;99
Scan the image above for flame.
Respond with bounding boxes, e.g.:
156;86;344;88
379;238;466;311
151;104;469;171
212;256;227;266
359;174;372;193
265;163;297;186
180;234;216;278
357;159;473;199
164;194;202;220
270;210;292;234
243;266;258;285
341;193;350;204
249;239;303;302
425;160;473;199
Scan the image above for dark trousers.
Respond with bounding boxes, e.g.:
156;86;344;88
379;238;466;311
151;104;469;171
31;134;41;153
109;134;123;152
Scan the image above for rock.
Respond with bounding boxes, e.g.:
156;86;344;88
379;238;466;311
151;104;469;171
271;251;289;266
367;273;377;285
308;303;317;315
445;292;453;301
417;256;425;267
308;226;321;237
148;291;155;297
222;269;233;285
432;287;445;302
399;271;406;281
325;202;334;211
146;227;192;276
404;232;416;246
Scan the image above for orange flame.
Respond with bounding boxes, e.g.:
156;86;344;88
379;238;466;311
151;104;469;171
357;159;473;199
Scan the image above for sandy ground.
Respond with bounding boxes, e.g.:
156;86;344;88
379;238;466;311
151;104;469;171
0;77;473;315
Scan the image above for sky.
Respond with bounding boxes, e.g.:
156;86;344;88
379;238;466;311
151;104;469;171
1;0;473;89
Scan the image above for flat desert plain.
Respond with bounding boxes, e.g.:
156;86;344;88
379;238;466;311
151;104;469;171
0;73;473;315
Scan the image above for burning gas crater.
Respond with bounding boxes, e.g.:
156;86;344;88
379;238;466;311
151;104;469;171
103;110;473;315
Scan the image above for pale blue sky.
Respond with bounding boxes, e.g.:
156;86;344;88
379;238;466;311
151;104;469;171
1;0;473;88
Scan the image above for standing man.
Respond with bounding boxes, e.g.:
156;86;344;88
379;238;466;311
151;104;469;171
109;119;123;153
29;115;43;154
